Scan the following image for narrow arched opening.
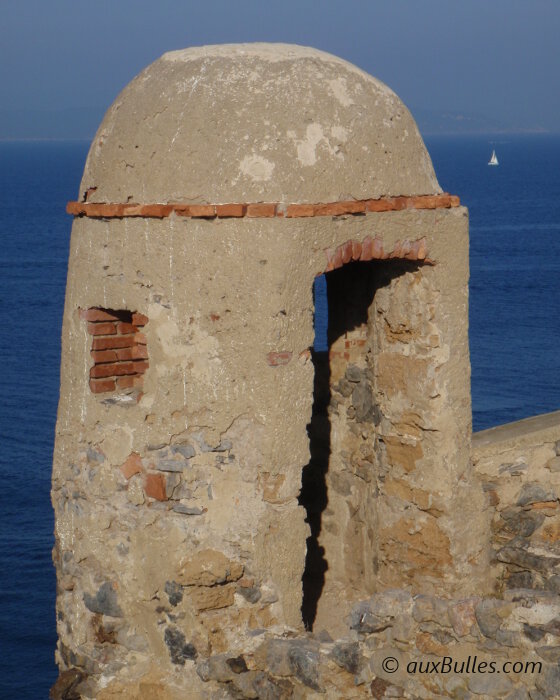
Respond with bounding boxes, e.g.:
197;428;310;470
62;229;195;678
300;257;425;633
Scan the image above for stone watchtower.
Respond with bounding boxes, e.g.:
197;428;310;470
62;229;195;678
53;44;490;698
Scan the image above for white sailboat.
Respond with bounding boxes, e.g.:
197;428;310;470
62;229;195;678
488;149;499;166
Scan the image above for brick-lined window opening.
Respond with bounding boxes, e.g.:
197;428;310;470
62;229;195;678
79;308;149;394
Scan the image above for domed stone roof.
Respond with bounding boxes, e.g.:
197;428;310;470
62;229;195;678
81;43;440;204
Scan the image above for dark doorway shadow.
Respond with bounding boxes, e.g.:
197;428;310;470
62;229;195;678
299;349;330;630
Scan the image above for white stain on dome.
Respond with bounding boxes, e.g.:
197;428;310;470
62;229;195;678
239;154;275;182
327;77;353;107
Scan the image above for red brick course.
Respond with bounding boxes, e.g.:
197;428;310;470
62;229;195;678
67;193;460;220
83;307;149;395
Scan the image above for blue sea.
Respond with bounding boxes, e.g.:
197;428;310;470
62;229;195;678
1;135;559;698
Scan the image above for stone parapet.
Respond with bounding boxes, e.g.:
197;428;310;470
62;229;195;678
473;411;560;595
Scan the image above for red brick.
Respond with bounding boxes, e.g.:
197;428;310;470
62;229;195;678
365;198;395;213
144;473;167;501
91;349;118;363
117;322;138;335
126;204;172;218
315;201;366;216
80;308;121;322
177;204;216;218
134;332;147;346
131;312;148;326
410;195;439;210
372;237;385;258
66;201;85;215
87;321;117;336
267;351;293;367
89;378;116;393
360;237;373;261
341;240;353;264
116;345;148;361
351;240;362;261
325;249;335;272
120;452;143;479
92;335;136;351
90;361;137;379
74;203;125;218
285;204;315;217
390;241;403;258
115;347;133;361
333;246;343;269
216;203;246;217
132;360;149;374
246;203;276;217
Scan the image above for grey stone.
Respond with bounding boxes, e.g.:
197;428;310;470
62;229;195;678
164;626;197;665
499;462;528;476
336;378;354;397
237;585;261;603
197;654;238;682
504;690;530;700
331;641;363;674
500;508;545;537
413;594;450;624
545;574;560;593
523;624;546;642
214;439;232;452
345;365;363;383
497;543;560;574
528;690;547;700
156;459;186;472
506;571;537;589
233;671;293;700
86;447;105;464
351;590;412;633
226;655;248;674
164;580;183;607
83;582;123;618
165;473;181;499
287;643;321;691
330;471;352;496
352;383;374;423
172;504;205;515
265;639;321;690
517;482;557;507
468;672;512;696
536;662;560;698
536;645;560;662
474;599;504;638
171;443;196;459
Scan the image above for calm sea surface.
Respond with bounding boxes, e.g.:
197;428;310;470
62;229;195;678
0;135;559;697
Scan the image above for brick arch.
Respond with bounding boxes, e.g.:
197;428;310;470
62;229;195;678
322;235;430;275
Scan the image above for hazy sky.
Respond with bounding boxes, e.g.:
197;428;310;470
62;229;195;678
1;0;559;135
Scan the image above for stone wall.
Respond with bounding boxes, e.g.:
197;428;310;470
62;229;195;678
473;412;560;596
